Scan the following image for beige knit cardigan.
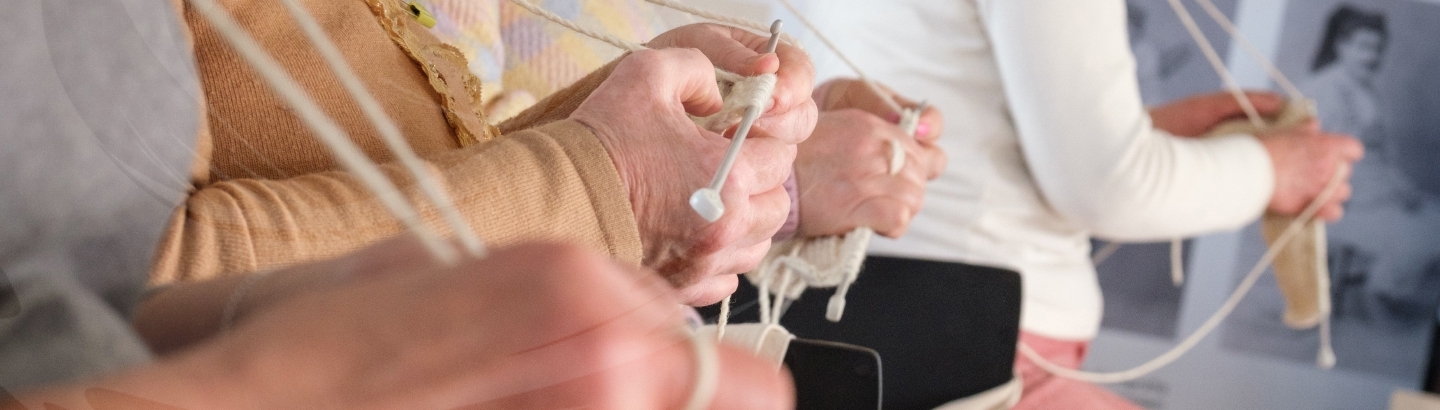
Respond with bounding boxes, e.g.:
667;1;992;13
152;0;641;283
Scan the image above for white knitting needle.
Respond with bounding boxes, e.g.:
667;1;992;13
689;20;784;222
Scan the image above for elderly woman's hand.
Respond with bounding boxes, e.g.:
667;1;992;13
792;78;945;238
1260;119;1363;221
649;23;818;149
571;39;815;305
59;241;794;410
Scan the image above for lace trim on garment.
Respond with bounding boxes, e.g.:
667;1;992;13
364;0;499;146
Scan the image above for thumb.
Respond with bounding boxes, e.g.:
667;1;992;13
1328;133;1365;162
653;24;779;76
655;49;725;118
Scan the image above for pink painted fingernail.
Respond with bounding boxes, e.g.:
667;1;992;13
915;123;931;136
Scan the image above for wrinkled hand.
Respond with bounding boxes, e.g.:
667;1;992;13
649;23;818;147
572;39;813;305
1260;119;1363;221
812;78;942;142
793;78;946;237
208;241;794;410
20;241;795;409
1150;91;1285;137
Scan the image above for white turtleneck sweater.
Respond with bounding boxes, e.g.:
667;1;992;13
795;0;1275;339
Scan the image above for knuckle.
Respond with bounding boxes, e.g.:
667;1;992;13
857;110;891;130
834;108;872;128
695;219;746;257
880;209;913;235
898;179;926;204
736;246;768;273
866;200;909;230
626;49;663;67
620;51;668;81
930;149;950;177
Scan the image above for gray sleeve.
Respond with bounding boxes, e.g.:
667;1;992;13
0;272;151;391
0;0;201;391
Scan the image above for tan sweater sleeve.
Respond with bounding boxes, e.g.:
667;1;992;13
152;120;641;284
497;56;622;134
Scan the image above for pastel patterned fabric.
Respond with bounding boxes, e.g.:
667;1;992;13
421;0;667;120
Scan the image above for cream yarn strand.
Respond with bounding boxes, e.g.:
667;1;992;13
1043;0;1336;381
277;0;485;257
185;0;461;264
1025;164;1348;383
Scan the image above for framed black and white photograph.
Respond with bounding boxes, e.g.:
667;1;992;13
1221;0;1440;382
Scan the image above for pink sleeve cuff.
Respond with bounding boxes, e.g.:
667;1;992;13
772;170;800;241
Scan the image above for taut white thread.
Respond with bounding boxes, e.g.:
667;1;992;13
1171;238;1185;286
717;295;732;341
643;0;800;44
1192;0;1305;101
1318;314;1336;368
220;268;272;332
1051;0;1337;382
508;0;642;51
1171;0;1335;366
1091;240;1181;286
278;0;485;257
186;0;459;264
1024;164;1348;383
507;0;748;83
769;267;795;323
1091;241;1124;265
1164;0;1263;128
774;0;904;114
683;330;721;410
510;0;782;222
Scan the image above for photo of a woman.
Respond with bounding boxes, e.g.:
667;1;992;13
1303;5;1386;139
1310;4;1440;336
1224;1;1440;381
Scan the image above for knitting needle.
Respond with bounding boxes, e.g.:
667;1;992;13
689;20;784;222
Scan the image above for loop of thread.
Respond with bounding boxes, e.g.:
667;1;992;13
682;329;721;410
698;74;777;131
774;0;905;114
1026;163;1349;383
748;226;873;323
1029;0;1335;383
643;0;800;45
